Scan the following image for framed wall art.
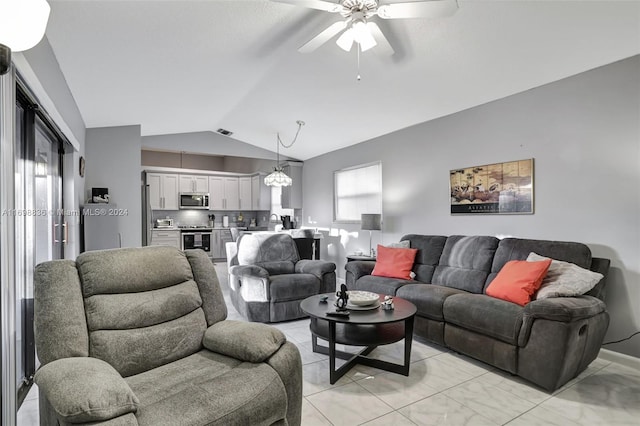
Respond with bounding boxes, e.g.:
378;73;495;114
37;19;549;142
450;158;534;215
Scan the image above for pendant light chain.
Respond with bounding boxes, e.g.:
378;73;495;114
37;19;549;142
277;120;305;149
265;120;305;187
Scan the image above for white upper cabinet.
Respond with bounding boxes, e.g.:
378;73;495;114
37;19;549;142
281;162;303;209
251;174;271;210
209;176;239;210
239;177;252;211
147;173;179;210
179;175;209;193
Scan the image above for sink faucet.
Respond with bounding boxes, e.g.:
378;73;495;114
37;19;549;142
270;213;279;222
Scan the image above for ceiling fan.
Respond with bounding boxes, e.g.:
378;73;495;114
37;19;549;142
271;0;459;55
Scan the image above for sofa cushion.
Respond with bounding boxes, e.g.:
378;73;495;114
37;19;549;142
432;235;499;293
269;274;319;302
237;233;299;266
487;238;592;291
125;349;287;426
485;259;551;306
371;245;418;280
84;280;202;331
400;235;448;283
77;246;194;297
443;293;524;345
352;275;414;296
90;308;207;377
396;284;467;321
527;252;603;300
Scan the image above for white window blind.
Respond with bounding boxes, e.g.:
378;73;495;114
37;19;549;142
334;162;382;222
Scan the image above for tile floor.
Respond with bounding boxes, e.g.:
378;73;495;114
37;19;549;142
18;262;640;425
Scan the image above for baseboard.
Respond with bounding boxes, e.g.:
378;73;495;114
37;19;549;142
598;348;640;370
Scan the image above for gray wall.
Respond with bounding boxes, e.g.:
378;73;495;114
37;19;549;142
17;36;87;259
302;55;640;359
142;131;298;161
141;149;277;174
85;125;142;248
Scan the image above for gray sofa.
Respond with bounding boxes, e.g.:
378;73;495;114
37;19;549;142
34;246;302;425
227;233;336;322
346;235;610;391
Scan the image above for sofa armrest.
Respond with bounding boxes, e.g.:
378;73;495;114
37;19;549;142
524;295;606;322
229;264;269;279
34;357;139;424
518;295;607;348
295;260;336;280
203;320;286;363
345;260;376;286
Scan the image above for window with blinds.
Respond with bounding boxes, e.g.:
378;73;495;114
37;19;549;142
334;162;382;222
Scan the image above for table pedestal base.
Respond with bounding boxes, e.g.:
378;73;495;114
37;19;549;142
310;317;414;384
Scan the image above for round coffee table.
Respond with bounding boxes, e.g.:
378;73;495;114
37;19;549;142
300;293;417;384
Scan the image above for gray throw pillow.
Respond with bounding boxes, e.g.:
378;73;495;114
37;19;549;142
34;357;139;423
203;320;286;363
527;252;603;299
386;240;411;249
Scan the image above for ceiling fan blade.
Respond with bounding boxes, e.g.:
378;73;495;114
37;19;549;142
299;21;348;53
366;22;394;55
376;0;458;20
271;0;342;13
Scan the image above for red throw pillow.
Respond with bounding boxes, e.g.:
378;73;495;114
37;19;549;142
371;244;418;280
486;259;552;306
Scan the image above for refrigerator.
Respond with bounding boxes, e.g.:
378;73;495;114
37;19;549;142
83;203;121;251
142;183;153;246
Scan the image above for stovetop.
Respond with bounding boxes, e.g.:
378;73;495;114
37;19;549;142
178;225;212;230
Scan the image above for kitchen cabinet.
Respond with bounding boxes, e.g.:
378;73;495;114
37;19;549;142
281;162;303;209
211;229;233;259
251;173;271;210
179;175;208;193
150;229;180;249
147;173;179;210
209;176;239;210
239;177;252;211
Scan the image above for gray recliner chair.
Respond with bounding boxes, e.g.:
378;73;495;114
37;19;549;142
227;233;336;322
33;246;302;426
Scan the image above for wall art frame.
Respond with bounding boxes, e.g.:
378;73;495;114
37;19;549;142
450;158;534;215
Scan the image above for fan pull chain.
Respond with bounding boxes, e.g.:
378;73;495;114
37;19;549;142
356;44;361;81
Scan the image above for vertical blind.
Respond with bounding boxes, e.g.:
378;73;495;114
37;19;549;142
334;162;382;222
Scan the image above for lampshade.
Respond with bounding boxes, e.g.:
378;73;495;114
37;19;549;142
264;167;292;187
361;213;381;231
0;0;51;52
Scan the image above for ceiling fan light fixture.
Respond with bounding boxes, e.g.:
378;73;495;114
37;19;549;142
336;28;354;51
354;23;377;51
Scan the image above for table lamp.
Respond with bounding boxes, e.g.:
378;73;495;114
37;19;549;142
361;213;382;257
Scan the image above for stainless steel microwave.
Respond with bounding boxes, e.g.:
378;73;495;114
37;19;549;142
179;193;210;209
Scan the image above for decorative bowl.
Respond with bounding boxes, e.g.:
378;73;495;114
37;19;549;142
346;291;380;306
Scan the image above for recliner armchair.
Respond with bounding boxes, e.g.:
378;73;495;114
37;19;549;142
227;233;336;322
33;246;302;426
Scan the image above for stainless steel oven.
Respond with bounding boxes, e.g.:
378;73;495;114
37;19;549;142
181;231;212;253
179;193;210;209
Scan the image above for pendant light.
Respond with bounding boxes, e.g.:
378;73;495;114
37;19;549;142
0;0;51;75
264;120;305;187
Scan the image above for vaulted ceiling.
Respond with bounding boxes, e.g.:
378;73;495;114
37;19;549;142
45;0;640;160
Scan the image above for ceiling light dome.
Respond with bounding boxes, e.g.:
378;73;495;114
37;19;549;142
0;0;50;52
0;0;51;75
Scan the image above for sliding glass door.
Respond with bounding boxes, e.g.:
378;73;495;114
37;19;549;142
14;86;65;407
